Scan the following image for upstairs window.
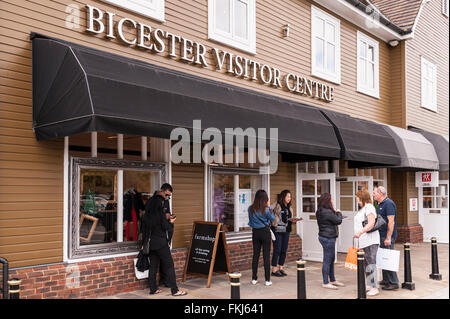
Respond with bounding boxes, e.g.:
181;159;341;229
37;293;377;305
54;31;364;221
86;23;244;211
208;0;256;54
421;57;437;112
101;0;165;22
357;31;380;98
311;5;341;84
443;0;449;17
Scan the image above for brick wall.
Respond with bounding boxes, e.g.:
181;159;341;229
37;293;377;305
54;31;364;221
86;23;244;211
5;235;302;299
228;235;302;272
397;224;424;243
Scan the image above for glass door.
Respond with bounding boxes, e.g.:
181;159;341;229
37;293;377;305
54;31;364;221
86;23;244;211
336;176;373;252
297;173;336;261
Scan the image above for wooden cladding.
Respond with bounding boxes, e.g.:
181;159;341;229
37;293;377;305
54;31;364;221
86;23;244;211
405;0;449;134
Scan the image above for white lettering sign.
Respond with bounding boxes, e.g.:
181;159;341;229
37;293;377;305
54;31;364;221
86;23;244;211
83;4;335;102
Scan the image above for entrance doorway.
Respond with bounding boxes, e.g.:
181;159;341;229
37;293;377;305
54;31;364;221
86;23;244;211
419;178;449;243
336;176;373;252
297;173;336;261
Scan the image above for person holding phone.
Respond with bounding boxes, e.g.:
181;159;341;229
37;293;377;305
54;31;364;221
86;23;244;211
142;183;187;297
270;190;302;277
316;193;344;289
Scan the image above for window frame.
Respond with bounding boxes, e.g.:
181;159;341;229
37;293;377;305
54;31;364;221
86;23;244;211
69;157;167;260
207;165;269;239
356;31;380;99
100;0;165;22
208;0;257;54
421;56;438;112
311;5;341;85
443;0;449;17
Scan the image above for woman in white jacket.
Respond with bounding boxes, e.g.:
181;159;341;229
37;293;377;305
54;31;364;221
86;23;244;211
353;189;380;297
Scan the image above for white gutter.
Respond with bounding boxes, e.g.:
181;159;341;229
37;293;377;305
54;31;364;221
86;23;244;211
313;0;416;42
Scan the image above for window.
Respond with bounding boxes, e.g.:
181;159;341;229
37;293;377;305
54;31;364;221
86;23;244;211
443;0;449;17
422;184;448;210
357;31;379;98
71;158;166;259
208;166;268;233
421;57;437;112
101;0;165;22
208;0;256;54
297;161;330;174
311;5;341;84
68;133;170;260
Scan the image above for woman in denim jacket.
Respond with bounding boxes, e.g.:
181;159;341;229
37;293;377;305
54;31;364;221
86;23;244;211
248;189;275;286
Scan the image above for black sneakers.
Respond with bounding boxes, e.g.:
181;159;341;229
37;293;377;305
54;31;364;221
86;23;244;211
271;270;283;277
271;270;288;277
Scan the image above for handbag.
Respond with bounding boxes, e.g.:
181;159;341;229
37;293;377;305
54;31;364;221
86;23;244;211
269;228;276;241
254;213;277;241
362;206;386;233
134;251;149;280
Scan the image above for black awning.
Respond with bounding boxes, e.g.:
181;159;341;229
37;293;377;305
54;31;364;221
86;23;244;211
31;34;341;159
409;127;449;171
320;110;402;167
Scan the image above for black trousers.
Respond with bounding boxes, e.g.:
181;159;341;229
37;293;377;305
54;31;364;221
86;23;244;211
252;227;272;282
148;244;178;294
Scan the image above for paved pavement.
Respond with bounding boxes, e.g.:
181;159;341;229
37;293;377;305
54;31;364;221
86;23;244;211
107;242;448;299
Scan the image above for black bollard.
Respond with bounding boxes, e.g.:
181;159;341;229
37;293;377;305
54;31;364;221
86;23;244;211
357;251;366;299
429;238;442;280
296;260;306;299
8;278;21;299
401;243;415;290
229;272;241;299
0;257;8;299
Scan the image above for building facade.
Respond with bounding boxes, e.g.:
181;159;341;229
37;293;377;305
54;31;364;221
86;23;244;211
0;0;448;298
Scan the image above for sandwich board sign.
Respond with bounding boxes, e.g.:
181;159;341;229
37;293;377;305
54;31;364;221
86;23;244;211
183;221;230;288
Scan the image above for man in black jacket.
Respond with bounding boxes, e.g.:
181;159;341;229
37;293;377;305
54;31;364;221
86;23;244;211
142;183;187;296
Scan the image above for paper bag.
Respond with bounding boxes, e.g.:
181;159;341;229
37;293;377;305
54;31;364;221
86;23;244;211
376;248;400;272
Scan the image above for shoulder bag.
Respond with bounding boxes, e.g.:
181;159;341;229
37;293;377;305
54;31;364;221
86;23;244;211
362;206;386;233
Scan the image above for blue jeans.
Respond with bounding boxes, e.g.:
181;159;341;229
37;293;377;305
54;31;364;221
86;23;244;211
272;232;290;267
318;236;336;284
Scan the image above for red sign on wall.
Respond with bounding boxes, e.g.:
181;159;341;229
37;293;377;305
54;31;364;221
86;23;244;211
422;173;432;183
416;171;439;187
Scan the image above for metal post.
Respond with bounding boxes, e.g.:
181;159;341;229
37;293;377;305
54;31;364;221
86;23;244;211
229;272;241;299
8;278;21;299
401;243;415;290
357;251;366;299
0;257;8;299
296;259;306;299
429;237;442;280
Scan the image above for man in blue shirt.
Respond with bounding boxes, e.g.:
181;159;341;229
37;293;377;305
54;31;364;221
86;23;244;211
373;186;399;290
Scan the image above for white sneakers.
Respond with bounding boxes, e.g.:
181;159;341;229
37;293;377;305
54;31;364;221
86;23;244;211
331;281;345;287
251;280;272;286
322;283;338;290
367;288;380;296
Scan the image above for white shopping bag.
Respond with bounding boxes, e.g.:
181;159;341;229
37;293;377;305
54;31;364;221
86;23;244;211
376;248;400;272
133;258;149;280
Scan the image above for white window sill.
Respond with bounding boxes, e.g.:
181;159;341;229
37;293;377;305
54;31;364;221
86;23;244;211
357;87;380;99
225;230;252;243
420;105;438;113
208;33;256;55
311;70;341;85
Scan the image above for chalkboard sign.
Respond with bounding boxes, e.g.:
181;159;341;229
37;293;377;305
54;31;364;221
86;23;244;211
183;221;230;288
